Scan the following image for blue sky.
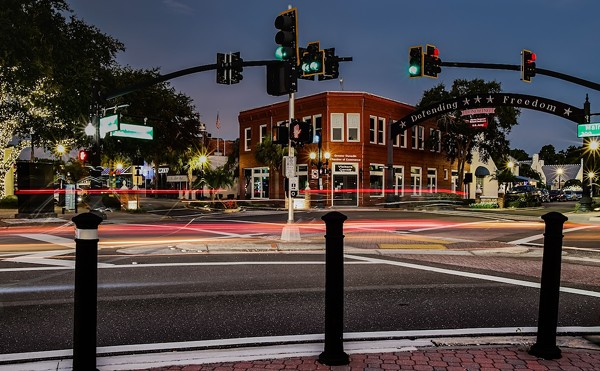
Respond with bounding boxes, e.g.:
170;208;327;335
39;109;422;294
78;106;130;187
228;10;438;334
68;0;600;156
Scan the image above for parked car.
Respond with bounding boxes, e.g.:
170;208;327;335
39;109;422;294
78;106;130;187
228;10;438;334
507;185;538;196
549;189;566;202
538;188;550;203
563;190;583;201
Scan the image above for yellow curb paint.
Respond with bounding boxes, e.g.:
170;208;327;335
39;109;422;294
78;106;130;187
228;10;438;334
379;243;447;250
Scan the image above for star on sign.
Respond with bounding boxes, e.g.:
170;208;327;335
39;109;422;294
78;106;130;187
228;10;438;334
474;96;482;104
463;98;470;106
400;122;406;128
564;107;572;116
486;95;494;103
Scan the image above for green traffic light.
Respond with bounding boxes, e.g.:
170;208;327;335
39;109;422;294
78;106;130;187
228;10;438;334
275;46;286;60
310;61;321;72
408;65;420;76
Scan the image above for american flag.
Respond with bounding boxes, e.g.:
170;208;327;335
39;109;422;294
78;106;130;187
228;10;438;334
216;112;221;130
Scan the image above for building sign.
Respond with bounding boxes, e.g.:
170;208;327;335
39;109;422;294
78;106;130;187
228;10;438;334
577;123;600;138
392;93;585;137
468;117;488;128
167;175;187;182
461;107;495;116
158;167;169;174
334;163;357;173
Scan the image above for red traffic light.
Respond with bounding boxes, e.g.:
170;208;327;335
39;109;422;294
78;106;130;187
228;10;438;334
78;150;89;162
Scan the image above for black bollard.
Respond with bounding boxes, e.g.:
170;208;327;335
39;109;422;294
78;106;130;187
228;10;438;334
318;211;350;366
529;211;568;360
72;212;103;371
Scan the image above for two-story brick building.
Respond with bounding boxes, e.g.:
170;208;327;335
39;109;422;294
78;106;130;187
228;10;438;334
238;91;467;207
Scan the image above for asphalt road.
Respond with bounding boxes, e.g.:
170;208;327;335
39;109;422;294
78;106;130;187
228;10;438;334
2;252;600;355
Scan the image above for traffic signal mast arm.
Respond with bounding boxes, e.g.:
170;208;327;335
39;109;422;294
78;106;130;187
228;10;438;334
441;61;600;92
102;57;353;101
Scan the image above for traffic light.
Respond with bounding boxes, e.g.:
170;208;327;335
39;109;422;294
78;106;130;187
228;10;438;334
289;119;313;145
216;52;243;85
230;52;243;84
521;49;536;83
272;123;289;145
300;42;324;78
408;46;423;78
318;48;339;81
423;44;442;78
267;61;297;96
216;53;227;84
78;149;89;163
274;8;298;64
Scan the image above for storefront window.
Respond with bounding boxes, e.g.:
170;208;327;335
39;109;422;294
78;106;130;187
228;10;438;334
427;168;437;194
394;166;404;196
369;164;384;197
411;167;422;195
251;167;269;199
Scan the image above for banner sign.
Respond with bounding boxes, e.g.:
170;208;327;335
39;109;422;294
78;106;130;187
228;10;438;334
111;123;154;140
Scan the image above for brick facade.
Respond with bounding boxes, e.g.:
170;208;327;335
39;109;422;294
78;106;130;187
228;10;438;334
238;91;467;207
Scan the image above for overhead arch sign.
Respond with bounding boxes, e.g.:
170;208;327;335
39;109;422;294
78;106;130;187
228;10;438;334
391;93;585;137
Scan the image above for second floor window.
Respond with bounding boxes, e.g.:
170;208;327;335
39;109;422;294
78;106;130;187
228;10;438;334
244;127;252;151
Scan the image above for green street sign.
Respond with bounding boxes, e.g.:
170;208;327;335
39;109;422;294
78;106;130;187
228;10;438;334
111;123;154;140
99;114;120;138
577;123;600;138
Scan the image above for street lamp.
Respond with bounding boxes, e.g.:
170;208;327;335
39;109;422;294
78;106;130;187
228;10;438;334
587;171;596;198
556;168;564;190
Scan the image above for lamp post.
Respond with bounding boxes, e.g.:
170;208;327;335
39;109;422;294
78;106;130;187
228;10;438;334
556;168;564;190
309;149;330;207
580;139;599;211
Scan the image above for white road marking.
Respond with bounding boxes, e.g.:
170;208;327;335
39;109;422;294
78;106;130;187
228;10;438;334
409;220;496;233
508;225;596;245
344;254;600;298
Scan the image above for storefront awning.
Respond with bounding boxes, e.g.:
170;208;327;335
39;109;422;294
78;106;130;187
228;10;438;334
475;166;490;177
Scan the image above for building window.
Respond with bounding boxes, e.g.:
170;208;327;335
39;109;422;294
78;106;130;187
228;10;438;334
444;169;449;180
260;124;267;143
251;167;269;199
369;164;384;197
412;126;417;149
296;164;309;190
451;170;459;193
347;113;360;142
418;126;425;150
378;117;385;145
331;113;344;142
400;129;407;148
411;167;422;195
369;116;376;143
394;166;404;196
244;127;252;151
427;168;437;193
429;128;441;152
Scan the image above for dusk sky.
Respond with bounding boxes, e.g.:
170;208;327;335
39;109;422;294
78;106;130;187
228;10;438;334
68;0;600;157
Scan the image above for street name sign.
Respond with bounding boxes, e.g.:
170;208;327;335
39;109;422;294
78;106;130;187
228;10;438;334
577;123;600;138
111;123;154;140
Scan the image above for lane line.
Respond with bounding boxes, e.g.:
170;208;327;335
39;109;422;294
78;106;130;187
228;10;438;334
344;253;600;298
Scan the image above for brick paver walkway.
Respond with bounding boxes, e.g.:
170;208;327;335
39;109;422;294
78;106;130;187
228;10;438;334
130;346;600;370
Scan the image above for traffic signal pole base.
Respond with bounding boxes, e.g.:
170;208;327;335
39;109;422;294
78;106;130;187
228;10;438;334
281;225;301;242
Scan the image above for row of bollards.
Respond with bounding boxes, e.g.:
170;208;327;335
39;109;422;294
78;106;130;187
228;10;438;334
69;210;567;369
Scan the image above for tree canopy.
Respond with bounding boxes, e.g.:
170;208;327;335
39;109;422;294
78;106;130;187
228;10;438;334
418;79;520;191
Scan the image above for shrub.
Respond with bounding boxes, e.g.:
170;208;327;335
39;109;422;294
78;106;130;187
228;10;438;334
0;195;18;209
469;202;499;209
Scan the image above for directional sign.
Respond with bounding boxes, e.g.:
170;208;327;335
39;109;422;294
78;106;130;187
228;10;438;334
99;114;120;138
111;123;154;140
577;123;600;138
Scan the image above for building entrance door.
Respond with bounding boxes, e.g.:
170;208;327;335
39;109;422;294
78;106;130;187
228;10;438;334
332;162;358;207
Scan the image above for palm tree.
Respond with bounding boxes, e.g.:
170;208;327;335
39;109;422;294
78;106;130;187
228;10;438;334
195;166;235;202
254;138;287;199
